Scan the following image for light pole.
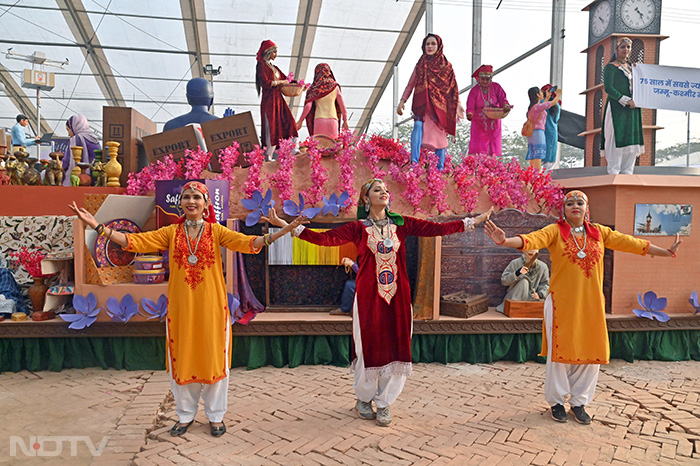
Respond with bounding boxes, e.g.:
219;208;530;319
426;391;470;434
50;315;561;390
202;64;221;115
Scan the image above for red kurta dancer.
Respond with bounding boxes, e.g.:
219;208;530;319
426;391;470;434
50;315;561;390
299;217;466;377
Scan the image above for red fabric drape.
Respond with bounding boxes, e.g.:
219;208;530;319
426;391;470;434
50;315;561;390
256;62;298;147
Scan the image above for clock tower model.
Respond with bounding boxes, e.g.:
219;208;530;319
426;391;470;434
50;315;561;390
581;0;666;168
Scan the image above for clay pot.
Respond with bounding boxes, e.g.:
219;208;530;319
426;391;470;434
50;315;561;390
77;162;93;186
28;277;49;313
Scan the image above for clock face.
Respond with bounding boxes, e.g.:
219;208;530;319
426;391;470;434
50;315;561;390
591;1;612;37
620;0;656;30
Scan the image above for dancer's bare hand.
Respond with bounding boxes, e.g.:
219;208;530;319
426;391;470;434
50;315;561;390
69;201;97;228
484;220;506;245
474;206;494;225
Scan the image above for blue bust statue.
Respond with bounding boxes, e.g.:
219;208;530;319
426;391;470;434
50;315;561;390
163;78;219;131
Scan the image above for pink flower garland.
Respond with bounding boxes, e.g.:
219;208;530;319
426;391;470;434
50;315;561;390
182;146;211;180
216;142;240;184
243;145;266;198
300;137;329;205
388;159;424;213
333;129;357;206
422;150;450;213
125;154;182;195
357;135;388;179
266;138;296;202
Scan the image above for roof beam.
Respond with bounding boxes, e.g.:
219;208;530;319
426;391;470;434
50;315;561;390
357;0;424;134
56;0;125;106
179;0;209;79
0;63;52;135
287;0;323;114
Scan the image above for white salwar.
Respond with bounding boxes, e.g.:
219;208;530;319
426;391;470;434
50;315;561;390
601;98;644;175
351;296;411;409
543;294;600;407
167;313;231;423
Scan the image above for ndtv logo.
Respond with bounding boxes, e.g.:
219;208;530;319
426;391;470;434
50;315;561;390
10;436;109;457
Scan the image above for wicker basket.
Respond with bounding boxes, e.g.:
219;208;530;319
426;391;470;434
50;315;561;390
483;107;509;119
440;291;489;318
280;84;304;97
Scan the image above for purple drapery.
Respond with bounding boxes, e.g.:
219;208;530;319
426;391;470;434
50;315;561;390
229;220;265;324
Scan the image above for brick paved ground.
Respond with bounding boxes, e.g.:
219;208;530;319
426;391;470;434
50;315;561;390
1;360;699;465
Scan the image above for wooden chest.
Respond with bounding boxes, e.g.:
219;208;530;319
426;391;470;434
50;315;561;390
504;299;544;318
440;292;489;319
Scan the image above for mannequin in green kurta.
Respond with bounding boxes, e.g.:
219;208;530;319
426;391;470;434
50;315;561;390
484;191;681;425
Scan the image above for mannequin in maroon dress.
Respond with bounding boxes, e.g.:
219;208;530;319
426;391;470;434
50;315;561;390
268;179;492;427
255;40;298;159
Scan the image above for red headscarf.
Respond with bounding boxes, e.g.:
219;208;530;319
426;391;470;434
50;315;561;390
176;181;217;224
256;40;277;63
541;84;562;106
411;34;459;137
471;64;493;79
303;63;341;134
556;190;600;241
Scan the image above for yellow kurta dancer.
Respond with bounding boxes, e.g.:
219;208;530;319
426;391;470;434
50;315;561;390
518;223;649;364
126;223;260;385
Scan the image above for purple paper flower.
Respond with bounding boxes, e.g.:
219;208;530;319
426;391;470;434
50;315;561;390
321;191;350;217
106;294;139;323
283;193;321;219
241;189;276;227
227;292;242;323
141;294;168;321
633;291;670;322
60;292;101;329
689;290;700;314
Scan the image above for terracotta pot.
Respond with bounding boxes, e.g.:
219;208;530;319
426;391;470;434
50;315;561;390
28;277;49;313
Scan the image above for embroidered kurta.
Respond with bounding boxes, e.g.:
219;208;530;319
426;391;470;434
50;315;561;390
125;223;260;385
466;82;509;156
257;61;298;147
518;223;649;365
299;217;465;378
601;63;644;156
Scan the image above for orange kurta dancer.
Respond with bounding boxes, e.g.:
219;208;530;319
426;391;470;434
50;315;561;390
518;223;649;364
126;223;261;385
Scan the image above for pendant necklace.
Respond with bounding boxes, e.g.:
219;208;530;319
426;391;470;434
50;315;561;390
573;230;587;259
572;225;585;233
184;223;205;265
370;217;393;249
184;219;204;229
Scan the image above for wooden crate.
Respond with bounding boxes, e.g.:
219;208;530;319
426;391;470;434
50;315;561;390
504;299;544;318
440;292;489;319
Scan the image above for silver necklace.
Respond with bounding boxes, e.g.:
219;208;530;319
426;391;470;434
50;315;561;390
369;217;393;249
184;223;205;265
573;230;587;259
572;225;585;233
184;219;204;229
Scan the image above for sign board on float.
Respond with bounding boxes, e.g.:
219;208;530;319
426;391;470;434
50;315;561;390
200;111;259;170
142;124;206;164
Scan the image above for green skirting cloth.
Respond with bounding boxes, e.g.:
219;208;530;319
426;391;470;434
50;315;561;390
1;330;699;373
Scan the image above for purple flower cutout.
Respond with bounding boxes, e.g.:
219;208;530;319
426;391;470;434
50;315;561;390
227;292;242;323
106;294;139;323
283;193;321;219
322;191;350;217
141;294;168;321
689;290;700;315
241;189;276;227
633;291;670;322
61;292;101;329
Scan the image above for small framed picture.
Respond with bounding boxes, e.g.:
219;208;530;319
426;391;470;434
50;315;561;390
634;204;692;236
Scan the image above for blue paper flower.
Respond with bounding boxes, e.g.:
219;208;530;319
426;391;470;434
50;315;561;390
241;189;276;227
227;292;242;323
141;294;168;321
60;292;101;329
106;294;139;323
321;191;350;217
283;193;321;219
689;290;700;315
633;291;670;322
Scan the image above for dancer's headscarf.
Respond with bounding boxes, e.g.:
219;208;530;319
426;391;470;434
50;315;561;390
176;181;217;224
411;34;459;137
556;190;600;240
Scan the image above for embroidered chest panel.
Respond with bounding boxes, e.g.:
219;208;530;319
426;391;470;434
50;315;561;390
174;224;215;290
363;220;401;305
563;233;602;278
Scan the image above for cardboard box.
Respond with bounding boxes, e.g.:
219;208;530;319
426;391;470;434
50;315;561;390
155;179;229;228
200;112;258;170
142;124;206;164
103;106;157;186
504;299;544;318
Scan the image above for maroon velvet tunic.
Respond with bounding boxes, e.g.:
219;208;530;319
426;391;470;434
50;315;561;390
256;62;298;147
299;217;465;377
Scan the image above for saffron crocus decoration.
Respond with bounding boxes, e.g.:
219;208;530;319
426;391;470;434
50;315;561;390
106;294;139;323
283;193;321;219
633;291;670;322
141;294;168;321
689;291;700;314
60;292;101;329
227;292;241;323
241;188;276;227
321;191;350;217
